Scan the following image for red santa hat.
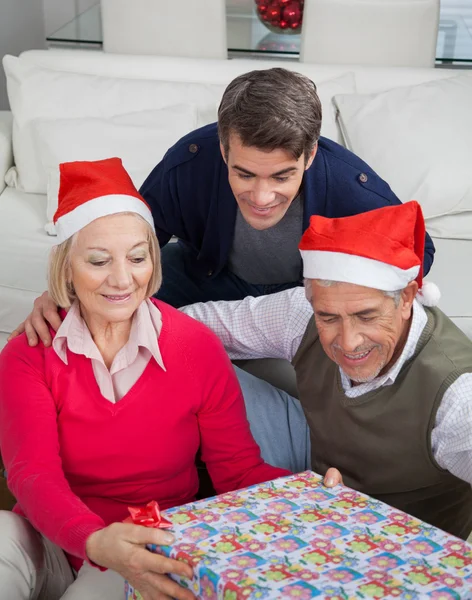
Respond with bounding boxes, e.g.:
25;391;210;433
299;201;440;307
53;157;155;243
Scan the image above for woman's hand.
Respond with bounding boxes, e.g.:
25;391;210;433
86;523;196;600
8;291;63;347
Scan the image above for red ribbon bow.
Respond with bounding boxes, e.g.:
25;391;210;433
124;500;173;529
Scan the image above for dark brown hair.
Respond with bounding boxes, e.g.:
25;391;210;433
218;68;322;162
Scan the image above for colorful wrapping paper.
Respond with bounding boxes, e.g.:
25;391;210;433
125;471;472;599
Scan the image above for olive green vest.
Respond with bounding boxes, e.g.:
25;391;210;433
292;307;472;539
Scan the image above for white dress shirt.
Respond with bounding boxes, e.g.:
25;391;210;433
182;287;472;486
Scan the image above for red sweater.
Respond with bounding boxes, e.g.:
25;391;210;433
0;300;288;570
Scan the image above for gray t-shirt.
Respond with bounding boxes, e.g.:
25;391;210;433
227;195;303;285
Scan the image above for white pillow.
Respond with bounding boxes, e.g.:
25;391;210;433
37;105;196;199
3;55;226;193
314;72;356;144
3;54;355;193
36;106;197;234
334;73;472;223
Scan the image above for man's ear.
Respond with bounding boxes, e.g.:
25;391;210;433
400;280;418;320
305;142;318;170
220;142;227;164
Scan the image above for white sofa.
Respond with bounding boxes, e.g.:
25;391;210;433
0;49;471;352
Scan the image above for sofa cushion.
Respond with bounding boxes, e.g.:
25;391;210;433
3;55;226;193
0;112;13;196
19;49;458;95
428;235;472;336
0;188;54;340
334;73;472;231
3;54;356;193
33;106;197;232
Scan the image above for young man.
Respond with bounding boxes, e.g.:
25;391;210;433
144;67;434;307
183;203;472;540
11;67;434;344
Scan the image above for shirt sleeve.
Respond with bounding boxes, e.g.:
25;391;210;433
191;326;291;493
0;337;106;560
431;373;472;485
180;287;312;362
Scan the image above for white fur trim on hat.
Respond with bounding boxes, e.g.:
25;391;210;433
300;250;420;292
55;194;155;244
417;281;441;307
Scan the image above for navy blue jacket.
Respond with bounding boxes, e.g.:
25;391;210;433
140;123;434;279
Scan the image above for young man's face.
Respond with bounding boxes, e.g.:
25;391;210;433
221;134;316;230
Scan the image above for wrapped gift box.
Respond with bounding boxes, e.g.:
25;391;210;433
125;471;472;599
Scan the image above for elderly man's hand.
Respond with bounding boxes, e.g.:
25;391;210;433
86;523;195;600
8;291;62;347
323;468;344;488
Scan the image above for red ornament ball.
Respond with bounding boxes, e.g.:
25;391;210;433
256;0;304;33
267;1;281;21
283;1;302;25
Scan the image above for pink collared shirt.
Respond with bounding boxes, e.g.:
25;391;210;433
53;299;166;402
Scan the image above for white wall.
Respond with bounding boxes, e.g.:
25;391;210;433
43;0;98;36
0;0;46;109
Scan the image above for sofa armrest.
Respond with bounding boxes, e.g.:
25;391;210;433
0;111;13;196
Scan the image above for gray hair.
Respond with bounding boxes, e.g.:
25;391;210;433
304;279;403;307
218;68;322;163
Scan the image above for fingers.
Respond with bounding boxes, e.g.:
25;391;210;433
121;524;193;578
24;320;40;347
9;292;62;346
7;322;26;342
323;467;344;487
90;523;194;600
136;572;196;600
140;549;193;580
43;300;63;332
126;523;175;547
28;314;52;347
141;591;173;600
29;292;62;347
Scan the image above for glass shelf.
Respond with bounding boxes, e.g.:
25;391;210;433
46;1;472;63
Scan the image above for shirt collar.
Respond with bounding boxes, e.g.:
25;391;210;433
340;299;428;392
53;298;165;372
113;299;165;372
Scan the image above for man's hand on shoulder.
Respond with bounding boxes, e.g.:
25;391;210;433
8;291;63;347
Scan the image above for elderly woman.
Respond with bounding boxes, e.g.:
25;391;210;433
0;158;289;600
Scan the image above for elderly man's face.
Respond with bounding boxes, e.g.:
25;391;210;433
221;134;316;231
311;281;416;384
69;213;153;327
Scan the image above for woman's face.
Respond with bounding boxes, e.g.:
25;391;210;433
69;213;154;325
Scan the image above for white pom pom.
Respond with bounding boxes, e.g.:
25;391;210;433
417;281;441;307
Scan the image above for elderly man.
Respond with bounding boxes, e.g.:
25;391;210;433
11;68;434;346
183;201;472;540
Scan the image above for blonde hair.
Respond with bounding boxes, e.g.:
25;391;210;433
48;213;161;309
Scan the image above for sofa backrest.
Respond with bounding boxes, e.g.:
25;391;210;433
20;49;458;95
